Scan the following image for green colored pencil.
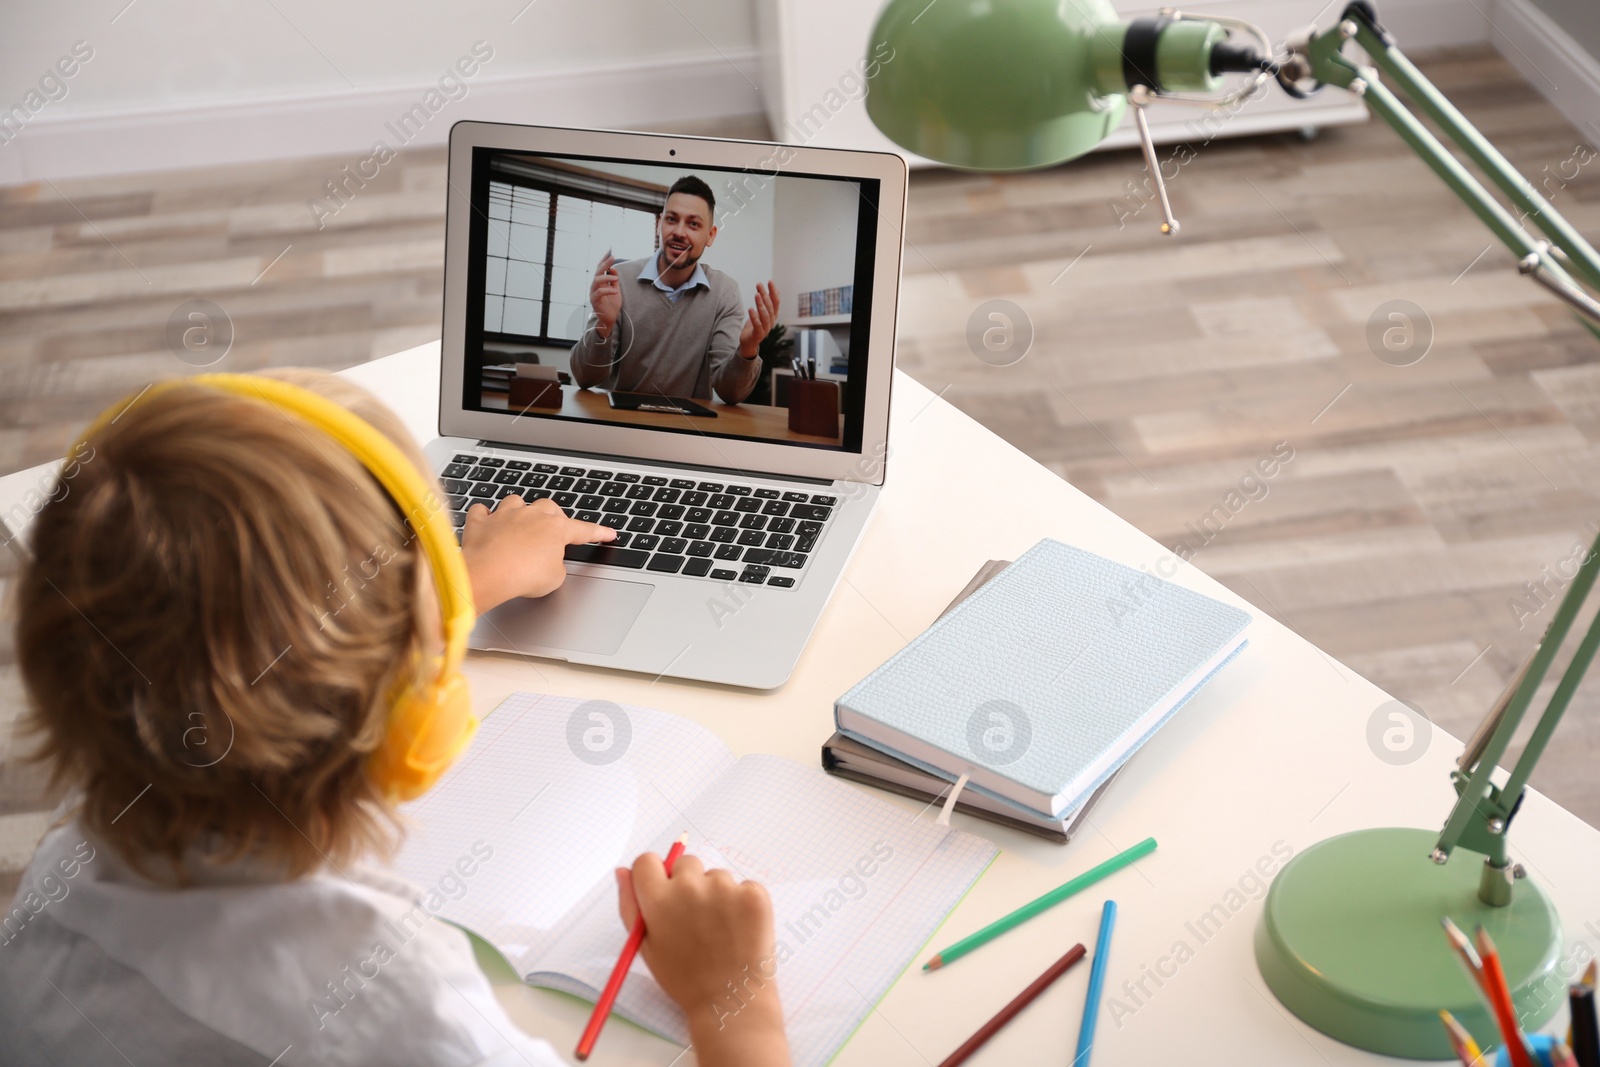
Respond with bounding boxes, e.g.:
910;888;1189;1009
923;836;1157;971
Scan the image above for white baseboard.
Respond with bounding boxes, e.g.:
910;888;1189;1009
1491;0;1600;142
0;48;763;187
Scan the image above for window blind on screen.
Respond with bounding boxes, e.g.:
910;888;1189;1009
484;179;656;343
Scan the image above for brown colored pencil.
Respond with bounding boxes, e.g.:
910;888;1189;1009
935;944;1087;1067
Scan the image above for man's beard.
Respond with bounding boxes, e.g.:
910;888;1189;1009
660;242;701;272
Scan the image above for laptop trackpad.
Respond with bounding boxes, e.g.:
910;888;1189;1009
474;575;652;656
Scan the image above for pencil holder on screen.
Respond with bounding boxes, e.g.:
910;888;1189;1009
787;378;840;438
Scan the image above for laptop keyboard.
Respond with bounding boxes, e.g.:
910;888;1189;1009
438;453;836;588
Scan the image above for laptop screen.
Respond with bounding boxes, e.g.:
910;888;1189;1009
459;147;881;453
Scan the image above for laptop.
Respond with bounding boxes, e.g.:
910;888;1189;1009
426;121;907;689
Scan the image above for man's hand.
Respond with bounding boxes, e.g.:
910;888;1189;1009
737;281;780;360
617;853;791;1067
589;252;622;340
459;496;615;613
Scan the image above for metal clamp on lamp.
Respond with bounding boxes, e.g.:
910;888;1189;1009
864;0;1600;1056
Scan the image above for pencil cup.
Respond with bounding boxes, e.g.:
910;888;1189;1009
787;378;840;438
509;375;562;410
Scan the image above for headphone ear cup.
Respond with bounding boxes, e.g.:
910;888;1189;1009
374;670;477;802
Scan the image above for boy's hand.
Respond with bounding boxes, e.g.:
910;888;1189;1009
459;496;615;613
618;853;791;1067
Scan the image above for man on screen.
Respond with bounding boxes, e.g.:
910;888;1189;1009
571;175;779;405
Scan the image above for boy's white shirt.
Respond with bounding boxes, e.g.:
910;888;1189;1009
3;818;566;1067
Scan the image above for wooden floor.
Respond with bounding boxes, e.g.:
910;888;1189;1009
2;47;1599;893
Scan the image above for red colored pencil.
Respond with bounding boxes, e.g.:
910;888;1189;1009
575;832;689;1061
935;944;1087;1067
1475;927;1535;1067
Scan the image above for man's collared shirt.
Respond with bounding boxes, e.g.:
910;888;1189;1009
637;252;709;304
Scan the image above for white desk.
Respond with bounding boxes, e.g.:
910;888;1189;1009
5;343;1599;1065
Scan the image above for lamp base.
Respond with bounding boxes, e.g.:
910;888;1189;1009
1255;827;1563;1059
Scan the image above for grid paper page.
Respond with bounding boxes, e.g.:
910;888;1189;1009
527;755;997;1067
392;692;733;971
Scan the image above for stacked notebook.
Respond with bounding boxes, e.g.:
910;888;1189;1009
826;539;1252;840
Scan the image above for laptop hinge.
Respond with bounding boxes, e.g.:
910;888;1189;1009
474;439;836;487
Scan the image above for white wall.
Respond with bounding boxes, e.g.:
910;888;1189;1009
0;0;760;184
771;177;858;313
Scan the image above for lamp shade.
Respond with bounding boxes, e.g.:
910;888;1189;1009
865;0;1129;170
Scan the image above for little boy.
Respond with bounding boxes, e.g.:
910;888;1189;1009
1;370;790;1066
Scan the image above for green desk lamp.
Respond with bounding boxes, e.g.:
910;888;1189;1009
865;0;1600;1057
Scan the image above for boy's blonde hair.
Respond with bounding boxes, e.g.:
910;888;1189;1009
16;369;438;879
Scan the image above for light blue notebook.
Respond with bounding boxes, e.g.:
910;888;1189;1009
835;539;1252;817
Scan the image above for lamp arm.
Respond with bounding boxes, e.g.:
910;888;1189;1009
1433;522;1600;879
1297;5;1600;327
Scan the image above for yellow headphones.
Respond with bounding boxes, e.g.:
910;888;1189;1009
74;374;478;802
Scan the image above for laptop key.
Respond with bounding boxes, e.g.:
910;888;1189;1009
768;575;795;588
577;494;604;510
468;466;496;481
525;489;552;503
658;504;685;521
496;486;522;500
548;476;574;491
626;517;655;533
740;565;771;584
796;534;817;553
648;553;686;574
660;537;688;554
586;469;613;479
506;460;532;471
738;514;768;531
442;463;471;479
710;527;738;543
643;475;668;486
469;483;497;498
520;472;548;488
737;530;765;547
479;457;506;468
712;510;739;526
629;500;659;517
442;478;471;495
534;462;559;473
797;520;823;537
782;492;809;503
686;508;713;524
448;495;469;511
602;498;630;513
734;498;762;513
652;487;681;503
552;492;578;509
625;484;653;500
451;511;467;528
708;494;735;509
564;544;649;569
714;544;743;560
711;568;738;580
726;485;752;496
791;504;832;521
494;470;522;485
684;523;711;539
576;510;601;523
614;472;640;483
768;516;795;534
599;481;626;496
452;453;476;464
560;466;586;476
766;533;795;550
600;514;627;530
681;491;708;507
697;481;724;492
574;479;601;494
633;534;660;551
687;540;714;557
670;478;696;489
656;521;683;537
683;557;713;577
761;500;789;517
611;531;632;547
754;488;780;499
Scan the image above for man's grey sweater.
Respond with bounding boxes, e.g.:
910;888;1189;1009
569;256;760;404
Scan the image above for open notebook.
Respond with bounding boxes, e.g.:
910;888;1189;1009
392;692;997;1066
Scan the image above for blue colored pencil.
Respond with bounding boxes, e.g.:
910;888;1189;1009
1073;900;1118;1067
